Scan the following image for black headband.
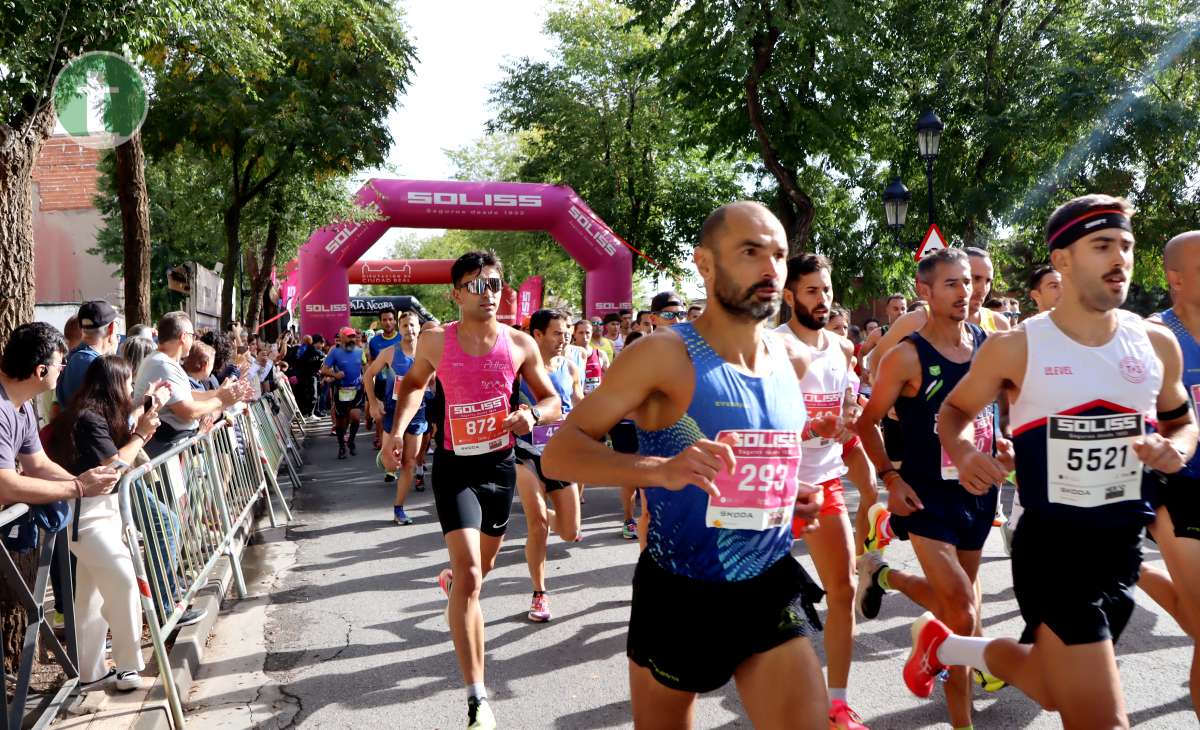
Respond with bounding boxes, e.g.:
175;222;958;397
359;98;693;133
1046;207;1132;251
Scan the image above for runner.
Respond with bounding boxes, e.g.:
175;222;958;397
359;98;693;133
602;313;625;355
543;201;830;730
515;309;584;623
775;253;870;729
634;310;655;336
583;317;615;365
908;195;1196;728
382;251;561;730
854;247;1002;729
321;327;366;459
610;330;646;542
858;294;908;360
570;319;610;393
1028;265;1063;314
650;291;688;328
687;303;703;322
368;308;403;450
364;311;426;525
1137;231;1200;719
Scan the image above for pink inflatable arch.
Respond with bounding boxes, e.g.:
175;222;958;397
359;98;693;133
297;179;634;340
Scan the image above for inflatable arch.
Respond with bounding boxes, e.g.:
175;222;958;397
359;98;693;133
297;179;634;340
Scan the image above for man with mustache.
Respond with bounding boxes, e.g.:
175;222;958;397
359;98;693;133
855;247;1005;730
543;201;830;729
915;195;1196;728
774;253;871;729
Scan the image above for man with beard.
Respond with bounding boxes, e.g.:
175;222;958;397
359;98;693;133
543;201;830;730
774;253;871;729
910;195;1195;728
854;248;1005;730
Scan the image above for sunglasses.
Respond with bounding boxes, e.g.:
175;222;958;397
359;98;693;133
656;311;688;322
460;277;503;295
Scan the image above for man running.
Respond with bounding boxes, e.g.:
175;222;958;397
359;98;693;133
321;327;366;459
570;319;610;394
602;313;625;355
908;195;1196;729
382;251;561;730
650;291;689;329
1028;265;1063;314
775;253;870;729
515;309;583;623
365;311;426;525
858;294;909;360
581;318;615;366
634;310;655;336
855;248;1002;729
543;201;829;730
368;308;403;450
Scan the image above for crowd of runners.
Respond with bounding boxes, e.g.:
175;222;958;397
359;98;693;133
313;194;1199;730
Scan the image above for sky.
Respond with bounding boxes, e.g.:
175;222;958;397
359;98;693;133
358;0;554;261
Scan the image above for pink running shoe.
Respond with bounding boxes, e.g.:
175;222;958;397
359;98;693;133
829;699;869;730
527;592;551;623
904;611;951;698
438;568;453;625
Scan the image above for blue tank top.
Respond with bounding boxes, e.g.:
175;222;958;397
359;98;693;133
518;357;573;445
1161;309;1200;478
390;347;426;424
636;323;807;583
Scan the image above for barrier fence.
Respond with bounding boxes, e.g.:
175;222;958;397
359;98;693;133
2;378;307;730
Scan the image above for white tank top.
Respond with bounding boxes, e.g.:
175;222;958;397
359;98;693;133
775;323;850;483
1010;310;1161;525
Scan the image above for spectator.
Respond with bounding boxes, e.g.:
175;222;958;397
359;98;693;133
133;312;246;458
120;336;155;377
47;355;168;691
0;323;119;504
200;331;236;390
57;300;122;409
63;315;83;352
293;334;324;418
127;324;155;341
250;345;276;394
183;342;216;390
826;307;850;338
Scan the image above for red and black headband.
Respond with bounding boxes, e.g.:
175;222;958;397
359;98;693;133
1046;206;1132;251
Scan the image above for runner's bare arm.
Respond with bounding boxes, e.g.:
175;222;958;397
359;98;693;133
363;345;394;421
856;342;924;513
390;330;441;440
1141;324;1198;471
868;309;928;380
512;330;562;434
568;360;585;406
542;333;734;496
939;331;1026;494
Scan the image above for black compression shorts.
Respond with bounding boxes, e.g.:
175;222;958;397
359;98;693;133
431;448;517;537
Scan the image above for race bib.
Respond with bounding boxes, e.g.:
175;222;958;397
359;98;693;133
529;421;563;455
706;429;802;531
941;410;995;480
802;392;841;447
1191;384;1200;423
338;387;358;402
584;377;601;395
1047;412;1144;508
448;396;511;456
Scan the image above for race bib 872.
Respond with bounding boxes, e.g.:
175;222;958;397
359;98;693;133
448;396;511;456
1047;412;1144;508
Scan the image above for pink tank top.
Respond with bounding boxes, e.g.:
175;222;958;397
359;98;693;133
438;322;518;456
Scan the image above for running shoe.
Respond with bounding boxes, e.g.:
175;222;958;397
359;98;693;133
337;445;347;460
438;568;454;625
467;696;496;729
1000;521;1014;557
176;607;207;627
394;507;413;526
829;699;869;730
904;611;951;698
528;592;551;623
973;668;1007;692
863;503;892;553
992;506;1007;528
51;611;64;630
855;551;888;620
348;440;357;456
384;472;396;483
621;518;637;540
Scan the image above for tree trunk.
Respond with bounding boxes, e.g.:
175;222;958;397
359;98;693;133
115;132;152;326
0;110;53;346
246;192;284;332
221;204;242;329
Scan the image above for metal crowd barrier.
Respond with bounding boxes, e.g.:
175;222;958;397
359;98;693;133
0;505;78;730
117;391;298;729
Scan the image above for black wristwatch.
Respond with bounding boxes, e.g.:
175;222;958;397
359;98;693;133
529;405;542;426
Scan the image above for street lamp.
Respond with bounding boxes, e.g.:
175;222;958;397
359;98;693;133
882;177;911;246
916;109;944;225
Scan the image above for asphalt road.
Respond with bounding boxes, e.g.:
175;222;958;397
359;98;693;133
189;429;1198;729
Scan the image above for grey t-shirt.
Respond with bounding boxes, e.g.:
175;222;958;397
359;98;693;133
135;350;197;432
0;380;42;470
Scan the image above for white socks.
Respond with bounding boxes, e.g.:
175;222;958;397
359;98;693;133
467;682;486;701
935;634;994;675
828;687;847;704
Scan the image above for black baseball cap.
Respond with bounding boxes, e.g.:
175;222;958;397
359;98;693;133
77;300;118;329
651;291;683;313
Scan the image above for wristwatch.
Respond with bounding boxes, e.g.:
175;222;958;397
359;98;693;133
529;405;542;426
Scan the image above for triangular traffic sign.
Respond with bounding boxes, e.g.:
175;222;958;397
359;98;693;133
915;223;947;261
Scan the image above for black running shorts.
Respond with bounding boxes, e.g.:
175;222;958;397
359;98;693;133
515;442;570;493
627;551;822;694
1158;473;1200;541
882;415;904;462
333;387;364;416
431;448;517;538
890;482;998;551
1013;510;1142;646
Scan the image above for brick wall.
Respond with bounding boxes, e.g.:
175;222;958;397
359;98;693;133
31;136;102;211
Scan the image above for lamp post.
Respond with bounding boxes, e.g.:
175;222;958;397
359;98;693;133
916;109;944;226
882;177;911;247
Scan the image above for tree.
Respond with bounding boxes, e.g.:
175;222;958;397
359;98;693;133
144;0;415;327
489;0;746;280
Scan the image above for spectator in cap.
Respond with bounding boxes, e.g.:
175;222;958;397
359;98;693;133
650;291;687;329
56;301;122;410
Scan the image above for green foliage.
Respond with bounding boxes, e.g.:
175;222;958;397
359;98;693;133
489;0;747;277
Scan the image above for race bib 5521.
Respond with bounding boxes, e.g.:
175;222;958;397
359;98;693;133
1047;412;1144;508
